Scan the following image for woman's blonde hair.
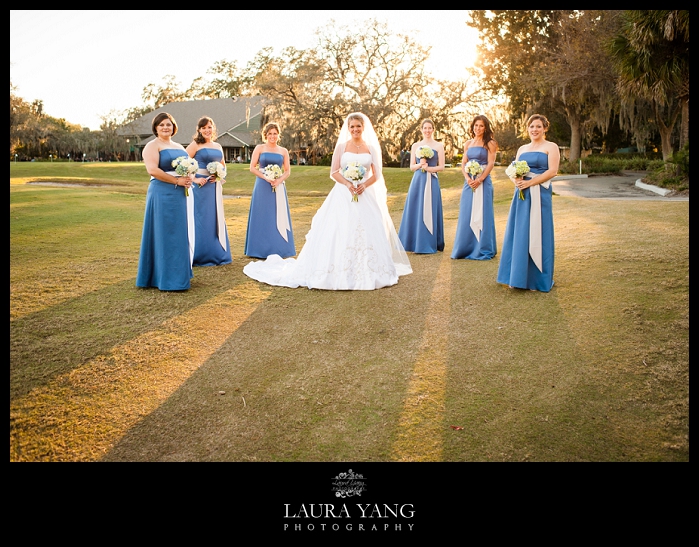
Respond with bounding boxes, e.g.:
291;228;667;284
262;122;281;141
347;113;365;128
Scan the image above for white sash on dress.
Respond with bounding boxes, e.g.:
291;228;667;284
166;170;195;265
527;179;550;272
469;176;484;241
423;171;434;235
275;182;290;241
197;169;227;251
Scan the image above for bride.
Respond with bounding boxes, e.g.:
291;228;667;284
243;112;412;290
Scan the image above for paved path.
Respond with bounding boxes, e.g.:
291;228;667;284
551;171;688;201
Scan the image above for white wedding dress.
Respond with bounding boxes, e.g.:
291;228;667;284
243;152;412;290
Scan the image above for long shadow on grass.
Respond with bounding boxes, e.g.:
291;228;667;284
9;263;247;401
102;254;446;462
441;267;594;461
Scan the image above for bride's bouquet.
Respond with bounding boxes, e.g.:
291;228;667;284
171;155;199;196
416;146;434;172
505;160;531;200
343;161;366;202
206;161;227;183
263;163;283;192
464;159;483;192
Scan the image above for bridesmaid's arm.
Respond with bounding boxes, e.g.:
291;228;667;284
143;141;183;187
409;144;421;172
522;142;560;188
185;141;198;158
479;140;498;183
461;142;471;179
430;144;446;174
216;143;226;184
274;148;291;188
509;145;526;183
185;142;210;185
249;145;272;183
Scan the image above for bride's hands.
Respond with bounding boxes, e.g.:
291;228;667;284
347;182;365;196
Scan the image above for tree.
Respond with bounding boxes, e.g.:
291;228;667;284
467;10;621;162
246;45;334;164
247;19;478;164
10;82;32;157
204;60;251;98
99;111;130;160
141;75;188;110
608;10;690;160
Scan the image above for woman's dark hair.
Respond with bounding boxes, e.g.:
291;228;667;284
469;115;495;150
151;112;178;136
194;116;217;144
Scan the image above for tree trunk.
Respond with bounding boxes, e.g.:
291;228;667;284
567;113;582;163
659;125;674;161
655;102;679;161
680;97;689;150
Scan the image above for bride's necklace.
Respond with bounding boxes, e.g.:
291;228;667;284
353;141;363;153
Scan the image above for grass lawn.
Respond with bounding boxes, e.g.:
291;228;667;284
10;162;689;462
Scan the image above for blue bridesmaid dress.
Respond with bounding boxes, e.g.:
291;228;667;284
397;149;445;253
191;147;232;266
451;146;497;260
244;152;296;258
136;148;193;291
496;151;554;292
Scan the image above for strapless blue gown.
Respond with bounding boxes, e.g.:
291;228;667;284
398;149;444;253
496;151;554;292
451;146;497;260
192;147;232;266
244;152;296;258
136;148;193;291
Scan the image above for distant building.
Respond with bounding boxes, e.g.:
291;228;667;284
117;96;267;162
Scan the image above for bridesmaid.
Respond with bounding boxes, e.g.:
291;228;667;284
497;114;560;292
185;116;232;266
398;118;445;254
451;114;499;260
136;112;194;291
244;122;295;258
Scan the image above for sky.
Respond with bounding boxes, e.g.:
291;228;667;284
10;10;479;131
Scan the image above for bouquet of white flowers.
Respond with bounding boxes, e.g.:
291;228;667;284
263;163;283;192
505;160;531;200
343;161;366;202
171;156;199;196
464;160;483;192
416;146;434;172
206;161;227;183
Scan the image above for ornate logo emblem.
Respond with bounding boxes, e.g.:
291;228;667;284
331;469;366;498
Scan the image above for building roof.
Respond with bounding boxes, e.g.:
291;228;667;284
118;96;267;147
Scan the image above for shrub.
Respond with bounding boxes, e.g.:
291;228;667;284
672;142;690;178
